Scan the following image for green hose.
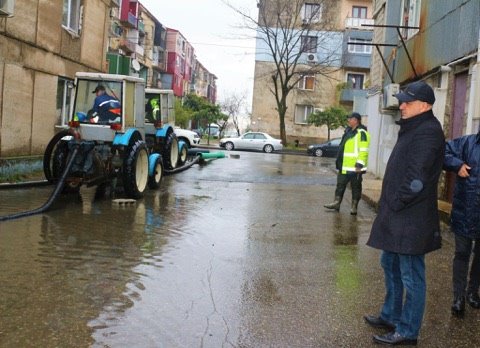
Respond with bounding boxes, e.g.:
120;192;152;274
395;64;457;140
199;152;225;159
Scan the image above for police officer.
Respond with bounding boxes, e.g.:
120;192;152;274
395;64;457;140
324;112;370;215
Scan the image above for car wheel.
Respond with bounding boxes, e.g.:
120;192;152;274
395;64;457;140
263;144;274;153
314;148;324;157
225;142;234;151
123;140;149;199
148;156;163;189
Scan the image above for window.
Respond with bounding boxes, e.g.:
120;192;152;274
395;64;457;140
254;133;267;140
243;133;255;139
295;105;313;124
348;38;372;54
352;6;367;18
56;78;73;126
301;36;317;53
298;75;315;90
401;0;421;39
303;3;322;22
346;73;365;89
62;0;81;34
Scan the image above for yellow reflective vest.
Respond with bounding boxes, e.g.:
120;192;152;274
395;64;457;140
338;126;370;174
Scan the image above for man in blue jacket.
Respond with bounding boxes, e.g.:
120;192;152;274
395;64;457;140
365;81;444;346
90;85;121;123
443;129;480;317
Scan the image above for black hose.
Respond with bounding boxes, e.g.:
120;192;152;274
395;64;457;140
164;155;201;175
0;145;80;222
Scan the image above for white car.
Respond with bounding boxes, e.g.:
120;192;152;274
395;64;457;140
219;132;283;153
174;128;200;148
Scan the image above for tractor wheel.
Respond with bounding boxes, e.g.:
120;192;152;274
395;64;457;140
52;141;80;193
148;156;163;189
177;143;188;167
162;131;179;170
123;140;149;199
43;130;71;183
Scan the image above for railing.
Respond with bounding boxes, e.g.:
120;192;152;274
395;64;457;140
345;17;374;29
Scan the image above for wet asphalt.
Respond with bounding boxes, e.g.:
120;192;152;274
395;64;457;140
0;150;478;348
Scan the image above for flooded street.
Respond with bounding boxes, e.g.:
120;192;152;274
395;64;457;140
0;151;478;347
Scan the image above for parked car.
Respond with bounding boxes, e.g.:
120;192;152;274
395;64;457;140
307;138;341;157
174;127;200;147
219;132;283;153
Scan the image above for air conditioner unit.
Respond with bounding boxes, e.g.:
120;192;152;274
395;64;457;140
383;83;400;109
307;54;317;63
0;0;15;17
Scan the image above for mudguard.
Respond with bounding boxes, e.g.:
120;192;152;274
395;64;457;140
178;139;186;152
155;124;173;138
113;129;139;146
148;153;162;177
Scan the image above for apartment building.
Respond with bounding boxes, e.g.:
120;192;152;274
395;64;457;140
0;0;115;157
366;0;480;201
0;0;218;158
251;0;373;144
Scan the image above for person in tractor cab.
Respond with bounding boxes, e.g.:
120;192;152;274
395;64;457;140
145;97;160;124
89;85;121;124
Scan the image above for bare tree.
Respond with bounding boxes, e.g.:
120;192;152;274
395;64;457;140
226;0;342;145
220;91;247;136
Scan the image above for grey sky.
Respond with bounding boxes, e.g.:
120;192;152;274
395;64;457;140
140;0;258;111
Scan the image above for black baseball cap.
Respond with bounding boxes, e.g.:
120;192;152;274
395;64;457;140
92;85;105;93
347;112;361;120
394;81;435;105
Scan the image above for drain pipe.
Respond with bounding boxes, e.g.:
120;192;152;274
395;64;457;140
0;145;80;222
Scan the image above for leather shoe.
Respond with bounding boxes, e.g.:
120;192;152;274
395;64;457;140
451;295;465;317
467;292;480;309
364;315;396;330
373;331;417;346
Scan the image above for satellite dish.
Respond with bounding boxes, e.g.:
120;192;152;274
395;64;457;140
131;59;141;72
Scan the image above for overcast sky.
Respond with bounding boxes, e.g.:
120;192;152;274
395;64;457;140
139;0;258;112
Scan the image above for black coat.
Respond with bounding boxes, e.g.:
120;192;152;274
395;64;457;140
443;132;480;238
367;111;445;255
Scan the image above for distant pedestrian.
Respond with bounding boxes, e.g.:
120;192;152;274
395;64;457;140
324;112;370;215
443;129;480;317
364;81;444;345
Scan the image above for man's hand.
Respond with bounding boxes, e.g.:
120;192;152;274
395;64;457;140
458;163;471;178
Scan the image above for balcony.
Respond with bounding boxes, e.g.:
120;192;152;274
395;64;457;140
119;38;136;54
340;88;367;104
120;11;137;28
138;21;145;35
345;17;374;30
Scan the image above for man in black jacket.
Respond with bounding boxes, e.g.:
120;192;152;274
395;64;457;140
364;81;445;346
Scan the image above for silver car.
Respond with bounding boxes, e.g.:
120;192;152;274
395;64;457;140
219;132;283;153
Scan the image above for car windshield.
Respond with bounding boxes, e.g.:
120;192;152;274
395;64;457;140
331;138;341;145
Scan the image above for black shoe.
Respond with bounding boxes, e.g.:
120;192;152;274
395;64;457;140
451;295;465;317
467;292;480;309
373;331;417;346
364;315;396;330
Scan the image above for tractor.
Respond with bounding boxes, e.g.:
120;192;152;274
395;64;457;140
43;73;162;199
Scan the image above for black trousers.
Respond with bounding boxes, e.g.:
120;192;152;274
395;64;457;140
453;234;480;297
334;172;363;201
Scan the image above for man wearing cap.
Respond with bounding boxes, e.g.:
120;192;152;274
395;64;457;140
364;81;444;345
324;112;370;215
89;85;121;124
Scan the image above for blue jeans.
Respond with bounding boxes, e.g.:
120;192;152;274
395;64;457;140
379;251;426;339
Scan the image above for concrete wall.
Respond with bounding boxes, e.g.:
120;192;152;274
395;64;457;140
0;0;111;157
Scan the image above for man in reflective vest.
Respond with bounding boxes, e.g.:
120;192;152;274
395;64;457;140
324;112;370;215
